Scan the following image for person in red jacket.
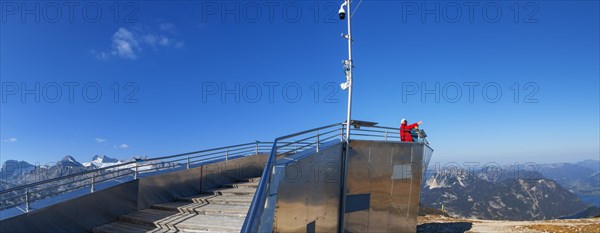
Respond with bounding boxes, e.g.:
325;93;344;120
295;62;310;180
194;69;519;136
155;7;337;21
400;119;422;142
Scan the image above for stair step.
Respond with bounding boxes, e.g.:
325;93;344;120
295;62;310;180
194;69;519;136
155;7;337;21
92;221;160;233
118;209;173;226
205;187;256;196
236;177;261;183
119;209;245;232
151;202;249;217
222;182;259;189
178;194;255;205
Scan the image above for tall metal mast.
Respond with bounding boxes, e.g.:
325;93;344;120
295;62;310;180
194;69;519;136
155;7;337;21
339;0;353;148
338;0;353;231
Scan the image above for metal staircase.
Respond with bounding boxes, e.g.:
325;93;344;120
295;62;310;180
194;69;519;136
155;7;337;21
93;177;260;233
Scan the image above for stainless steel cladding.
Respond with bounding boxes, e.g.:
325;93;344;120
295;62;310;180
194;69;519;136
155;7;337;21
272;142;344;233
343;140;433;233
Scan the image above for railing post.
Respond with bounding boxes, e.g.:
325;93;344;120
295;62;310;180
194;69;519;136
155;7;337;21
226;149;229;161
255;141;259;154
134;163;138;180
186;156;190;169
340;125;344;142
25;190;30;213
91;175;95;193
316;131;320;153
385;130;388;141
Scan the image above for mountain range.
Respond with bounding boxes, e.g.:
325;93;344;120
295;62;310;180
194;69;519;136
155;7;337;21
420;160;599;221
0;155;183;220
0;155;125;189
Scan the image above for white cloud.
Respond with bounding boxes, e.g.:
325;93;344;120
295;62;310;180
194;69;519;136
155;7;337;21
95;138;107;143
94;23;184;60
2;138;17;143
111;28;140;59
118;144;129;149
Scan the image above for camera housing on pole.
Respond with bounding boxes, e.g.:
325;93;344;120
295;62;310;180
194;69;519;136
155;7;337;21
338;3;347;20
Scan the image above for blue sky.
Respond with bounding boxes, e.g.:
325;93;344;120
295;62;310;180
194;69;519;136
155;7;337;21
1;1;598;165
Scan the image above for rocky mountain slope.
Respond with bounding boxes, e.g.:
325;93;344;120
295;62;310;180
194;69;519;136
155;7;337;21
1;156;89;189
0;155;178;210
418;214;600;233
420;167;590;220
0;155;175;189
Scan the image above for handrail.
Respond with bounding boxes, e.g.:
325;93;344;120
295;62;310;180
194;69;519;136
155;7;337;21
243;142;278;232
0;142;261;195
0;141;273;213
242;123;344;232
144;142;259;162
242;121;430;232
278;123;342;141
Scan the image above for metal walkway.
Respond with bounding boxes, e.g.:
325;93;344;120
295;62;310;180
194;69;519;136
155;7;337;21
93;177;260;233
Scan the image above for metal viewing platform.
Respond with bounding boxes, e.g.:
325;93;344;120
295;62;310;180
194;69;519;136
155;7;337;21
0;122;432;233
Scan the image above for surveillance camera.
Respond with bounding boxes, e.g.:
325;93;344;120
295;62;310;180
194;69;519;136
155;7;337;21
339;6;346;20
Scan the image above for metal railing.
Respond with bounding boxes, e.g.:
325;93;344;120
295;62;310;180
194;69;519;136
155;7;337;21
352;125;429;144
241;122;429;232
0;141;273;213
242;122;345;232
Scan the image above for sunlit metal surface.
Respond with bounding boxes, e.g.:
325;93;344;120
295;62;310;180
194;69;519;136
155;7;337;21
242;123;433;233
344;140;433;233
0;154;268;233
137;154;267;209
0;141;273;217
272;142;344;233
242;123;344;232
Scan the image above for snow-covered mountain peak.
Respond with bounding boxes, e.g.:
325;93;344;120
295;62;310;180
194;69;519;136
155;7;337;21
91;155;119;163
56;156;83;167
83;155;122;168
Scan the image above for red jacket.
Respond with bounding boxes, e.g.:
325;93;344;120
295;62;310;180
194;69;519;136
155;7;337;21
400;123;418;142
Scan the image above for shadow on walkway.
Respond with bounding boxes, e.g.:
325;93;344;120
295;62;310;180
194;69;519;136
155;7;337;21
417;222;473;233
